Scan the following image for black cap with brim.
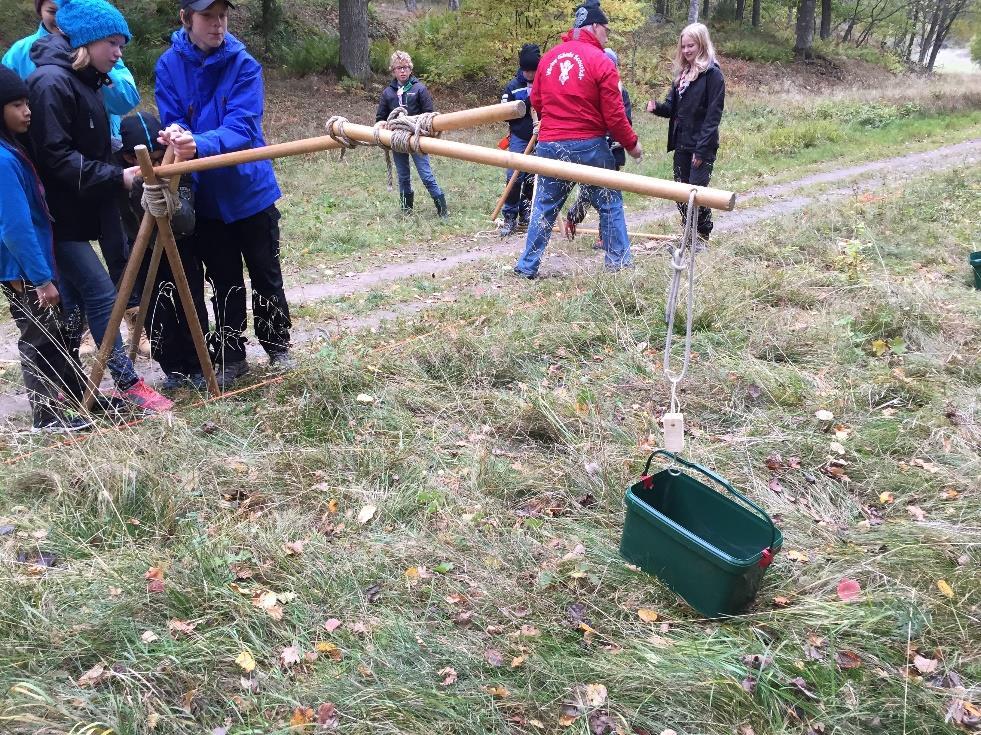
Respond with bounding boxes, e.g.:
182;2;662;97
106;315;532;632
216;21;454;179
180;0;235;11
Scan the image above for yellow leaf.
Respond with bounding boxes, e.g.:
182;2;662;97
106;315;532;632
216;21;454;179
314;641;343;660
290;706;314;728
937;580;954;598
483;685;510;698
510;654;527;668
235;650;256;673
871;338;889;357
637;608;659;623
879;491;895;505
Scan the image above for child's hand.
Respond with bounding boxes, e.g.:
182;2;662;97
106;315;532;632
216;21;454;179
122;166;140;191
627;142;644;160
170;131;197;160
373;120;389;130
692;155;702;168
36;282;60;308
646;100;655;113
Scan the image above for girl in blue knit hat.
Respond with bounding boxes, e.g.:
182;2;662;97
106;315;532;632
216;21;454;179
26;0;174;414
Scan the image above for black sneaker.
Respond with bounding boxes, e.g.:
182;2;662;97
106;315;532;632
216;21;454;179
216;360;250;389
32;415;94;434
498;216;518;238
512;268;538;280
268;351;295;370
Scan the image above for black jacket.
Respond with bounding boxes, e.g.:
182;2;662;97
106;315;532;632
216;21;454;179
26;33;124;241
608;86;633;168
375;76;434;122
652;62;725;159
113;151;196;243
500;70;534;141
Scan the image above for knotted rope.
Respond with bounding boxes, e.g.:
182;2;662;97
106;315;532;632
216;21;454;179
662;188;699;416
326;108;441;189
141;180;179;219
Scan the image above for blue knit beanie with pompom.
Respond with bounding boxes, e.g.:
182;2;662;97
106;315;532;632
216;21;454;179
56;0;131;49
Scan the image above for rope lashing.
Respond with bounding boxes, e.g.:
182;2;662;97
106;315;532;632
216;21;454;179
662;188;699;416
141;180;179;219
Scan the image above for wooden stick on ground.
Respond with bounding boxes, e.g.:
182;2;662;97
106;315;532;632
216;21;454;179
553;225;675;241
155;101;526;178
490;132;537;222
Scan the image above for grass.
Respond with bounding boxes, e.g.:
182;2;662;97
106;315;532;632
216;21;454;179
0;150;978;733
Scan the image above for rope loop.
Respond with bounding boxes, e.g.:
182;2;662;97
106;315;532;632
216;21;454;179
141;180;178;219
662;188;699;413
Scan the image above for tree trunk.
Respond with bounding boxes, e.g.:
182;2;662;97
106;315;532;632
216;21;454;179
259;0;281;57
752;0;761;26
820;0;832;39
794;0;816;58
919;0;941;65
702;0;710;20
736;0;745;22
927;0;966;70
904;2;918;59
688;0;699;23
338;0;370;81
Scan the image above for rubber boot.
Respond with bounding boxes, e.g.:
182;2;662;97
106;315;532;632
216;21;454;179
433;193;448;219
400;191;414;214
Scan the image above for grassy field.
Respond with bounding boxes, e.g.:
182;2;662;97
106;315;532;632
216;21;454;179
264;75;981;273
0;129;978;735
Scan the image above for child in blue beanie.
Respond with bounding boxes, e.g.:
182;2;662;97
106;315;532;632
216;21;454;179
26;0;174;414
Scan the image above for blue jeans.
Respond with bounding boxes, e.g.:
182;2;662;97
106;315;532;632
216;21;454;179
54;240;139;390
502;134;533;219
515;138;631;277
393;151;443;199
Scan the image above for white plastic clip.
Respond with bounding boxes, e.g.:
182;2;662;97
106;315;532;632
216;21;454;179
662;412;685;453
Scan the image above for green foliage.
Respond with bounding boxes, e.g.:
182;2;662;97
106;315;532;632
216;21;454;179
815;40;906;73
721;36;794;62
283;33;340;76
813;100;922;128
761;119;843;154
0;0;39;48
370;39;394;74
972;34;981;65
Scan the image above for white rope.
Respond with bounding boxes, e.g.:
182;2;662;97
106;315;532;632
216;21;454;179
141;180;178;219
663;188;698;415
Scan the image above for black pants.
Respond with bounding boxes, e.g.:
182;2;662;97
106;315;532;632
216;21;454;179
195;205;291;365
145;235;210;376
2;283;87;427
673;150;715;238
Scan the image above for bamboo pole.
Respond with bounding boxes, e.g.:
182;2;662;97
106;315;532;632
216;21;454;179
490;132;537;222
155;101;527;178
332;121;736;210
127;147;180;362
554;225;675;241
134;145;220;397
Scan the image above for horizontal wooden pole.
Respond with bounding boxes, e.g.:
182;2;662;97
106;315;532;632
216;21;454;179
155;101;526;178
553;225;675;241
336;121;736;211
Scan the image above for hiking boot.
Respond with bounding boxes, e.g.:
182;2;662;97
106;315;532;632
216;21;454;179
561;216;577;240
268;351;295;370
78;330;96;357
216;360;250;389
498;215;518;238
124;307;151;358
592;239;605;251
119;378;174;413
512;267;538;280
399;191;414;214
433;193;448;219
32;415;94;433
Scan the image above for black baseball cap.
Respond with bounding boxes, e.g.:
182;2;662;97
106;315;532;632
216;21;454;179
180;0;235;11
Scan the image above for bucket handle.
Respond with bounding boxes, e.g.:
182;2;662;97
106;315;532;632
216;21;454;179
642;449;778;555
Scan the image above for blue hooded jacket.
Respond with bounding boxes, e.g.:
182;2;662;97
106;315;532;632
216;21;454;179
0;139;55;286
154;29;280;224
2;23;140;142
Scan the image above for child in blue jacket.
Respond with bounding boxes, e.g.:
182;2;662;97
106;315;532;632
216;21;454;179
156;0;292;387
0;66;90;431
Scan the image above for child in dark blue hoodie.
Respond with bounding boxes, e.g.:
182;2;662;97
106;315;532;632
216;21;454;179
497;43;539;238
155;0;292;388
0;66;90;431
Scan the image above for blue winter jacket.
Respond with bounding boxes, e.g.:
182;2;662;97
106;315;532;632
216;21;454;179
0;139;55;287
2;23;140;142
154;30;281;224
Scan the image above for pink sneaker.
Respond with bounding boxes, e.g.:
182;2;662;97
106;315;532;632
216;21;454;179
120;378;174;413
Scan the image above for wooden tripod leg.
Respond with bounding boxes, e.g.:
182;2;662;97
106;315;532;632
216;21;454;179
83;210;157;410
128;146;179;363
135;145;220;397
490;132;537;222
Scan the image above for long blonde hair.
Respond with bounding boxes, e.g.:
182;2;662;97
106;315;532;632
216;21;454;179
71;45;91;71
673;23;716;85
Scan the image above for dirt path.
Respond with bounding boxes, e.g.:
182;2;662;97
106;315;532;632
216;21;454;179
2;138;979;424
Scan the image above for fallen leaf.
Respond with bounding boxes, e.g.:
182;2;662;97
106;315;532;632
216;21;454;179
582;683;608;707
483;684;510;699
282;540;305;556
323;618;342;633
836;578;862;602
235;650;256;673
906;505;926;521
587;711;617;734
433;561;454;574
879;491;895;505
519;624;541;637
773;596;791;607
438;666;457;686
742;654;772;669
280;645;302;667
765;453;784;471
357;505;377;525
741;676;757;693
637;608;659;623
768;477;784;493
77;662;108;687
145;566;165;594
912;654;938;674
313;642;343;661
511;654;527;668
315;702;339;730
484;649;504;667
168;619;197;637
833;423;852;440
815;409;834;421
558;704;580;727
787;550;810;563
829;441;847;455
835;650;862;670
937;580;954;598
290;707;314;727
871;338;889;357
141;630;159;644
355;393;375;405
788;676;819;701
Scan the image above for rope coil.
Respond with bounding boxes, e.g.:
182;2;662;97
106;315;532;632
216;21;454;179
141;180;178;219
662;188;699;415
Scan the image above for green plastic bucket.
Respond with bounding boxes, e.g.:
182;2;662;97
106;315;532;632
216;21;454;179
971;251;981;290
620;450;783;617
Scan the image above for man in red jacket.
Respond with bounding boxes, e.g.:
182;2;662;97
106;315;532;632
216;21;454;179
514;0;642;279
